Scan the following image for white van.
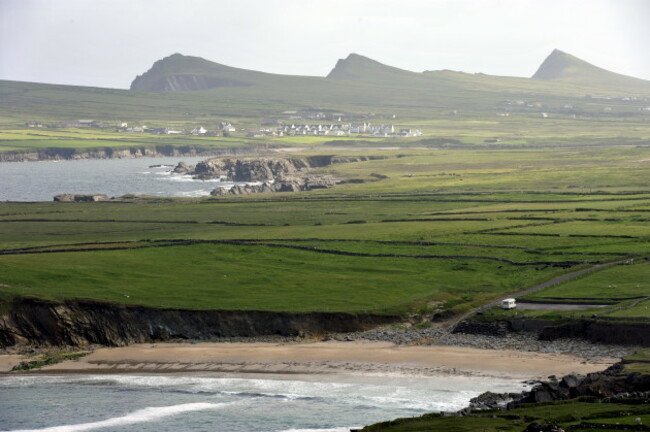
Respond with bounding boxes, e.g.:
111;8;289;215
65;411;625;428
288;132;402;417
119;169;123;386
501;298;517;309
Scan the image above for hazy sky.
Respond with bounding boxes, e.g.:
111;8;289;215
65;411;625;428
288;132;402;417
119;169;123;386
1;0;649;89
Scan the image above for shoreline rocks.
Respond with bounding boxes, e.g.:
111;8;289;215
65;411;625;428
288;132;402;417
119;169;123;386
468;361;650;412
326;325;638;361
0;145;269;163
192;157;310;181
53;194;109;202
178;157;341;195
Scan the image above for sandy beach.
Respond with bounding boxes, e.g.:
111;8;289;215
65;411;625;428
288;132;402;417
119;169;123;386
4;341;618;380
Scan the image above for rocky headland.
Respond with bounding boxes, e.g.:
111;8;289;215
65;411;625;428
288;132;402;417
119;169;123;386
463;360;650;416
174;155;387;195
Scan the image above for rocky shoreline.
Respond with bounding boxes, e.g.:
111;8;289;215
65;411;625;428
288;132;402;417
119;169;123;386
0;145;268;163
325;325;639;361
0;295;640;363
463;360;650;417
173;155;388;195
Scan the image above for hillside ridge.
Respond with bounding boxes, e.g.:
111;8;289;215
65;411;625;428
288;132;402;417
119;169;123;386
130;50;650;93
532;48;649;86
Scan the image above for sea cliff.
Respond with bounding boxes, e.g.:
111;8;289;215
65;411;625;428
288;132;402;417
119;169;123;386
0;296;397;349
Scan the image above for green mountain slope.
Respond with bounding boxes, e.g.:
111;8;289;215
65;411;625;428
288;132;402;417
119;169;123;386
326;53;422;83
130;53;292;91
1;50;649;123
533;49;650;89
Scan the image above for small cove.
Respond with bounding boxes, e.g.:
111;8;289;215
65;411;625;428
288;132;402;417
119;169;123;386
0;157;238;202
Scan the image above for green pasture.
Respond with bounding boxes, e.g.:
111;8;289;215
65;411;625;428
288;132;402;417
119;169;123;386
607;299;650;318
1;141;649;317
501;220;650;238
0;191;646;316
0;242;552;314
523;262;650;302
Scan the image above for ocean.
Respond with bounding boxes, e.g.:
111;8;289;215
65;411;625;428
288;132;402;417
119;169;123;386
0;157;240;202
0;373;528;431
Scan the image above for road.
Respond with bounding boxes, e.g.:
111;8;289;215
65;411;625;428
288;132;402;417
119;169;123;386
445;259;632;333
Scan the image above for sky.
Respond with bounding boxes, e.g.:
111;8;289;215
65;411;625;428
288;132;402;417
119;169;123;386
1;0;649;89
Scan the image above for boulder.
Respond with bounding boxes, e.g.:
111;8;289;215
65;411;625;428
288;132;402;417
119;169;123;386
172;161;194;174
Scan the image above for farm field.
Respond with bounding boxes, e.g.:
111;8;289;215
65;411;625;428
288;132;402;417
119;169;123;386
0;145;649;320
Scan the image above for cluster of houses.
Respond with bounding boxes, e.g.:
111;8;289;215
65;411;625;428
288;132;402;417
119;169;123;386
125;121;237;136
249;123;422;138
280;109;398;122
24;120;238;136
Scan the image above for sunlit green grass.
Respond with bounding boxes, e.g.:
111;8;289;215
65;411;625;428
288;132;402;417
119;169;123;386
1;144;649;316
0;243;554;313
524;262;650;302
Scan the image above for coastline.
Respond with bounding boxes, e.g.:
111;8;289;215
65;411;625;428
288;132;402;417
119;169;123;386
0;144;265;163
2;341;618;380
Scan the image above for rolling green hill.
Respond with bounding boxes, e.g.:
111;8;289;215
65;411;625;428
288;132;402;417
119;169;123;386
2;50;649;125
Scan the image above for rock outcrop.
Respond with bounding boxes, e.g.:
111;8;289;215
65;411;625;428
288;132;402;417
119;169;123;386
53;194;109;202
210;175;338;196
192;157;310;181
469;362;650;412
0;297;398;349
183;155;388;195
172;161;194;174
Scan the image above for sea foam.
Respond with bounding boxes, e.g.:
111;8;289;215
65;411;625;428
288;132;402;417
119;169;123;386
3;403;229;432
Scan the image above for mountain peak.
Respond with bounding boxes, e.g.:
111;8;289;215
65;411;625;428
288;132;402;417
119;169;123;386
327;54;386;79
532;49;649;88
326;53;416;81
130;54;255;92
532;49;583;80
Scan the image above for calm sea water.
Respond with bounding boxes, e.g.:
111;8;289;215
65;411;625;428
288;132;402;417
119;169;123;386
0;157;239;202
0;373;528;432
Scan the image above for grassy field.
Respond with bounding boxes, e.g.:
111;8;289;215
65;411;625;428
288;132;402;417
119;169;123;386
0;144;649;318
523;263;650;302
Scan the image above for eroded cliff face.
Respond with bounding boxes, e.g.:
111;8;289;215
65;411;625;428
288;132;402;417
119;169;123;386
192;157;310;181
191;155;389;181
0;297;397;349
